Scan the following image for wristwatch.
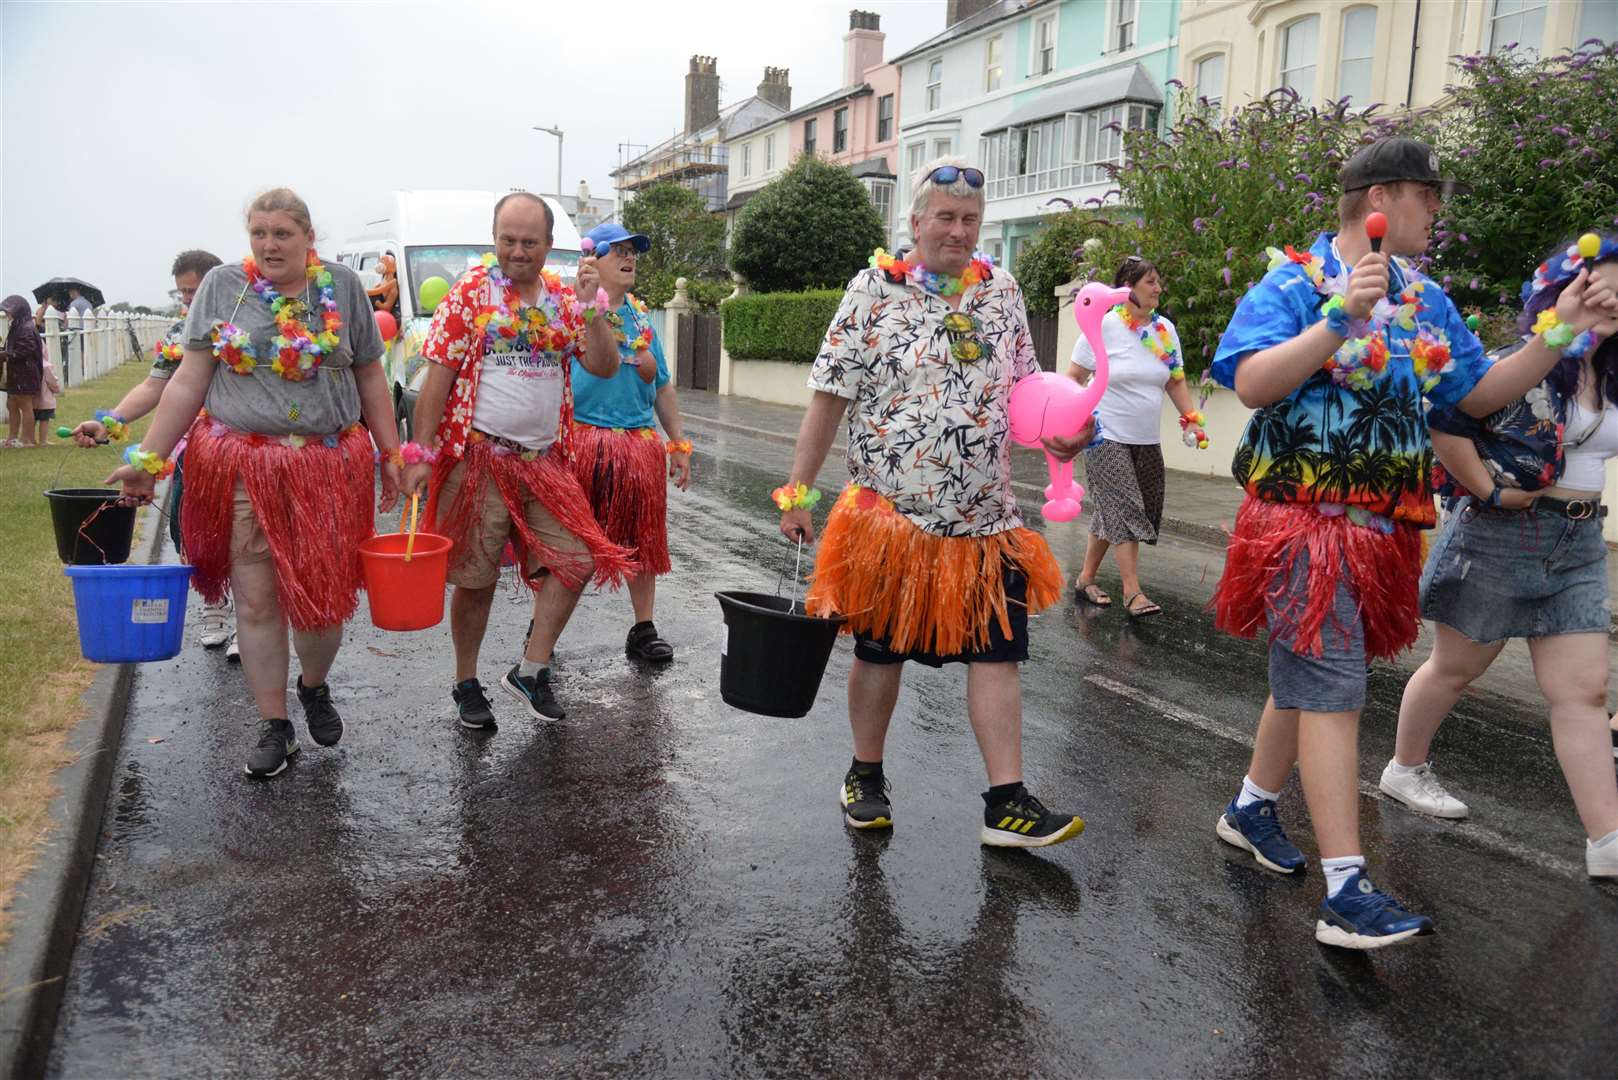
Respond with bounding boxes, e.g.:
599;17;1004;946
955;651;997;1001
1485;484;1503;508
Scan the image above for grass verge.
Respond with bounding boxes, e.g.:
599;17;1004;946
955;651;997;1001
0;361;156;945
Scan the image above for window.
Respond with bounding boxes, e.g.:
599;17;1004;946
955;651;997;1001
765;133;776;170
932;137;953;159
1035;16;1057;75
926;58;943;110
834;108;849;153
804;118;817;156
1489;0;1549;56
985;35;1003;91
864;178;895;245
877;94;894;142
907;142;926;181
983;102;1157;200
1280;16;1319;102
742;143;752;177
983;238;1003;265
1578;0;1618;49
1115;0;1137;53
1338;7;1376;104
1195;53;1226;111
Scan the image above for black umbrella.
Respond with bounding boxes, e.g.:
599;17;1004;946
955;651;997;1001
32;276;105;308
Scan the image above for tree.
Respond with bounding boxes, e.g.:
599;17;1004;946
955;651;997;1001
620;183;729;309
729;155;885;294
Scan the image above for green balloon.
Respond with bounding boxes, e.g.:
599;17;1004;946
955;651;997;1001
1465;313;1481;331
418;276;451;312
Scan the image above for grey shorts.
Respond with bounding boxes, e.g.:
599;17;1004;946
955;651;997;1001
1266;550;1367;713
1421;498;1611;642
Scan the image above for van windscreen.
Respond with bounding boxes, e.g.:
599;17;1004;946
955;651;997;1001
405;245;494;301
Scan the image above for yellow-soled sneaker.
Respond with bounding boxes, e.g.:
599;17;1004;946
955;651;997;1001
981;785;1085;848
839;768;893;829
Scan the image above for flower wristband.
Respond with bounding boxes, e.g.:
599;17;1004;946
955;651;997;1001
666;439;693;455
1322;296;1371;340
123;444;174;478
95;410;128;441
400;441;437;465
1179;409;1210;450
771;482;822;512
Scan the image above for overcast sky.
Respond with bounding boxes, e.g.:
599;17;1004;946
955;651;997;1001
1;0;945;308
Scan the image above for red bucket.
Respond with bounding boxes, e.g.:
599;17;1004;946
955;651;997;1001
358;532;452;631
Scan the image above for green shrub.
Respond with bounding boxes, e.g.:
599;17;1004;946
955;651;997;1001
633;269;731;312
721;290;845;362
729;156;885;294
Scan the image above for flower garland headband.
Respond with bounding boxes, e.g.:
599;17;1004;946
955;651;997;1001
1522;232;1617;304
207;252;342;381
1113;304;1182;380
870;247;994;297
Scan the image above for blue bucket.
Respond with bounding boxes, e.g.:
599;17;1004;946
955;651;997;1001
64;564;195;663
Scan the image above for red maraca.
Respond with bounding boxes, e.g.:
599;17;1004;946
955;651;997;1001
1365;211;1387;254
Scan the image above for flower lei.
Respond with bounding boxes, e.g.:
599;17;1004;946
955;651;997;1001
771;482;822;512
870;247;994;297
1408;329;1455;394
605;294;654;358
152;339;183;364
246;252;342;381
477;255;573;354
1268;242;1427;389
210;321;255;375
1114;305;1183;380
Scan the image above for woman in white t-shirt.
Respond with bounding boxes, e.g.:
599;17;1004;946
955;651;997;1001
1067;257;1207;617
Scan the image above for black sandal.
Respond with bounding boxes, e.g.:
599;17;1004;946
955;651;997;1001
1124;592;1162;618
626;621;674;663
1075;581;1112;607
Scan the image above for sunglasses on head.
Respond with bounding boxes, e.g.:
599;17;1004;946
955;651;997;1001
925;166;985;189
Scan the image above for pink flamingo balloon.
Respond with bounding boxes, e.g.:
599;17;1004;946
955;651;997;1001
1007;280;1133;521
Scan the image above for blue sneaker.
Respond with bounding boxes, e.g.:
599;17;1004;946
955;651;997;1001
1216;797;1306;874
1315;871;1434;949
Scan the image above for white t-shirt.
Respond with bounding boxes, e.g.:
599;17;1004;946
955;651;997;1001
1071;309;1182;445
471;313;564;451
1560;398;1618;491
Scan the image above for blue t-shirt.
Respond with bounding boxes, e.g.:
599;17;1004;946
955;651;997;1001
1211;232;1490;527
570;297;669;430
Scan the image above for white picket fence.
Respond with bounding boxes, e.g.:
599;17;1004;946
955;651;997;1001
2;310;173;408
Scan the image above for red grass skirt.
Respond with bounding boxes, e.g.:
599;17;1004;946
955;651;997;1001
425;437;638;592
179;417;374;632
1212;496;1423;660
805;487;1063;655
570;423;670;577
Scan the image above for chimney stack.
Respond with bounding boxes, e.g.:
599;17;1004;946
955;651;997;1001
945;0;996;28
843;11;885;86
685;55;720;134
757;66;792;111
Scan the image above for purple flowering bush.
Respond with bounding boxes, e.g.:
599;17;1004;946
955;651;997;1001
1428;42;1618;313
1018;88;1412;377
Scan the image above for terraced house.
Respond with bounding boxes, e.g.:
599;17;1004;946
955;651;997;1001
892;0;1182;270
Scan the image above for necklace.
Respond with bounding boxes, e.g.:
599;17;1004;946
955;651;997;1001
604;293;653;357
248;253;341;381
480;258;572;354
1113;305;1183;380
870;247;994;297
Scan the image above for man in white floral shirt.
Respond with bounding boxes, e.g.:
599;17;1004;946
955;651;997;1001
779;157;1089;849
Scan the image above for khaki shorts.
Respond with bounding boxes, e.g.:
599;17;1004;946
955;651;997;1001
438;459;587;589
230;481;273;566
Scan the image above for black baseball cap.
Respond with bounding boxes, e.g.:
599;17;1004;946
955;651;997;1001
1338;137;1471;197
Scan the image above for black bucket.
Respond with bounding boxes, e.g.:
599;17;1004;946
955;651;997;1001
715;591;848;719
45;488;136;565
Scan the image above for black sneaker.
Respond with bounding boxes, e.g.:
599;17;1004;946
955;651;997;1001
626;620;674;663
980;785;1085;848
244;719;299;778
296;677;344;747
453;678;497;730
839;767;893;829
501;664;564;721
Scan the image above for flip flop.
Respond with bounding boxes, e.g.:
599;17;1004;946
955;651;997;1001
1075;581;1111;607
1124;592;1162;618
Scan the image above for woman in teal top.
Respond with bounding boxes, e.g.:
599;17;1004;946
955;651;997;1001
557;223;692;662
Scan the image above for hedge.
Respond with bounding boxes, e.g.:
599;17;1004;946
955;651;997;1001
721;290;844;363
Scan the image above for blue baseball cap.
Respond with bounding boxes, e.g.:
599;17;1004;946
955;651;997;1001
584;223;650;254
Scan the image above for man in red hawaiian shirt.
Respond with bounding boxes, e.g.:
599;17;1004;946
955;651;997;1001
404;192;637;730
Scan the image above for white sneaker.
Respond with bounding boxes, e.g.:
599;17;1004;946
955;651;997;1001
1379;760;1470;819
224;632;240;663
196;600;232;648
1589;837;1618;879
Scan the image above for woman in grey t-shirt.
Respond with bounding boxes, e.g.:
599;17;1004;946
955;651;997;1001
109;188;403;779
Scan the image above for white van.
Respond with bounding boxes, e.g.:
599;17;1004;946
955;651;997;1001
333;189;582;439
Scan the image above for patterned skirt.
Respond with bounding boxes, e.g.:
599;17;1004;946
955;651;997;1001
1082;440;1165;545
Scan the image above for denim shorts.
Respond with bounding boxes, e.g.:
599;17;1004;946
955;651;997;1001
1266;550;1368;713
1420;498;1611;643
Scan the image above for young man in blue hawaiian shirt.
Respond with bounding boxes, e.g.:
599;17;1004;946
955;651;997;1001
1208;137;1618;948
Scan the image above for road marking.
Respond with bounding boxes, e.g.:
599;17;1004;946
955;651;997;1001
1084;674;1585;880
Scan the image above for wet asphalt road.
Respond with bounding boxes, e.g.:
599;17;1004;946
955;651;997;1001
47;423;1618;1078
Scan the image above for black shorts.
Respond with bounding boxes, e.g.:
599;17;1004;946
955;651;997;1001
853;565;1030;668
33;408;55;421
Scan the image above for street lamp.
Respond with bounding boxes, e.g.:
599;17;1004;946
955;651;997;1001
533;125;563;205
